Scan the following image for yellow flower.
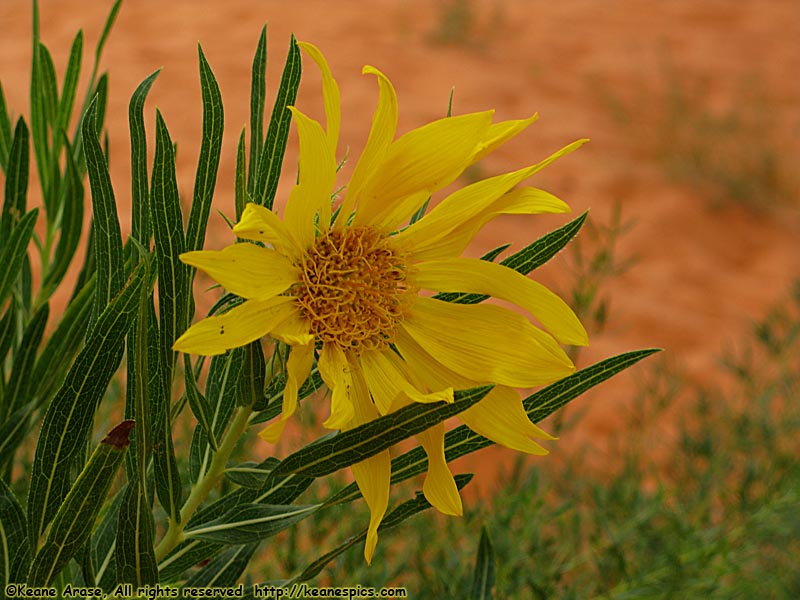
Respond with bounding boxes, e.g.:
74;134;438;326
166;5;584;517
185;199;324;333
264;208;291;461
174;42;588;563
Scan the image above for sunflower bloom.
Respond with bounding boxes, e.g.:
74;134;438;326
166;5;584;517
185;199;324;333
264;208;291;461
174;42;588;563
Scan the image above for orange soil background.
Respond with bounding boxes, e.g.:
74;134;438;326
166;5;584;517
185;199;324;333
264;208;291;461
2;1;799;494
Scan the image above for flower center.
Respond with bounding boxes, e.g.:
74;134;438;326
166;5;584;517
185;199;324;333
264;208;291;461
295;227;413;353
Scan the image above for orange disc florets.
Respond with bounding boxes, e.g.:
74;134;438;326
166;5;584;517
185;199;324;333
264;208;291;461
295;227;414;353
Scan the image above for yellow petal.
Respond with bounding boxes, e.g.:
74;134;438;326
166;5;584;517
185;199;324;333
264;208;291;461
352;449;390;564
317;343;355;429
415;257;588;346
417;423;463;516
359;348;453;415
270;310;314;346
298;41;341;154
336;65;398;228
346;364;390;564
283;107;336;249
173;297;296;356
232;203;304;261
408;187;571;262
354;111;494;228
395;327;477;390
180;243;298;301
396;139;587;256
402;297;575;387
470;113;539;164
259;341;315;443
459;385;553;455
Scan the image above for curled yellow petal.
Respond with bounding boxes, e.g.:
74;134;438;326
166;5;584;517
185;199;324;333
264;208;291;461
470;113;539;164
415;257;588;346
298;41;341;154
359;348;453;415
354;111;494;228
317;343;355;429
232;203;304;260
259;342;314;444
402;297;575;387
173;297;296;356
180;243;298;301
336;65;398;228
417;423;463;516
459;385;554;455
397;139;587;256
283;107;336;248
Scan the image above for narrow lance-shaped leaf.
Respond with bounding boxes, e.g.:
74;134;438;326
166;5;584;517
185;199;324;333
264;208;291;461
129;70;161;254
27;263;146;545
183;503;319;545
150;110;186;523
247;25;267;194
0;82;12;170
185;45;223;255
31;275;94;409
40;134;84;297
29;22;51;204
83;95;124;325
234;128;247;220
274;385;493;479
252;34;301;209
55;30;83;142
0;479;30;585
4;303;48;421
470;526;495;600
115;482;158;587
1;118;30;247
0;208;38;310
181;542;259;589
27;421;135;587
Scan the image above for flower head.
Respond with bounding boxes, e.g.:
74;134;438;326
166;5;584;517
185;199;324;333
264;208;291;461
174;42;588;563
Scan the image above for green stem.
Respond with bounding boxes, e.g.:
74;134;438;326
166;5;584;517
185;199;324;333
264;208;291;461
154;405;252;562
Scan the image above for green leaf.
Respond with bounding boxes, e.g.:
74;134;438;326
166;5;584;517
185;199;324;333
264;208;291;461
190;349;243;484
184;504;318;545
0;301;16;364
115;483;158;587
29;41;51;202
27;263;146;544
237;341;266;408
435;211;588;304
470;526;495;600
0;208;38;310
185;45;224;255
274;385;493;479
252;35;301;209
56;31;83;141
129;70;161;252
83;95;125;324
0;82;12;171
182;542;258;589
234;128;247;220
184;354;218;452
31;274;94;409
247;25;267;195
40;135;84;296
289;474;475;586
479;243;511;263
27;421;134;587
92;487;126;590
1;118;30;248
0;404;34;475
150;110;187;523
4;303;48;420
224;458;280;489
0;478;31;585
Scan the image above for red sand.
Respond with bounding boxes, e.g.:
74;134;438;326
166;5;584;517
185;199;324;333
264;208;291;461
2;0;799;493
